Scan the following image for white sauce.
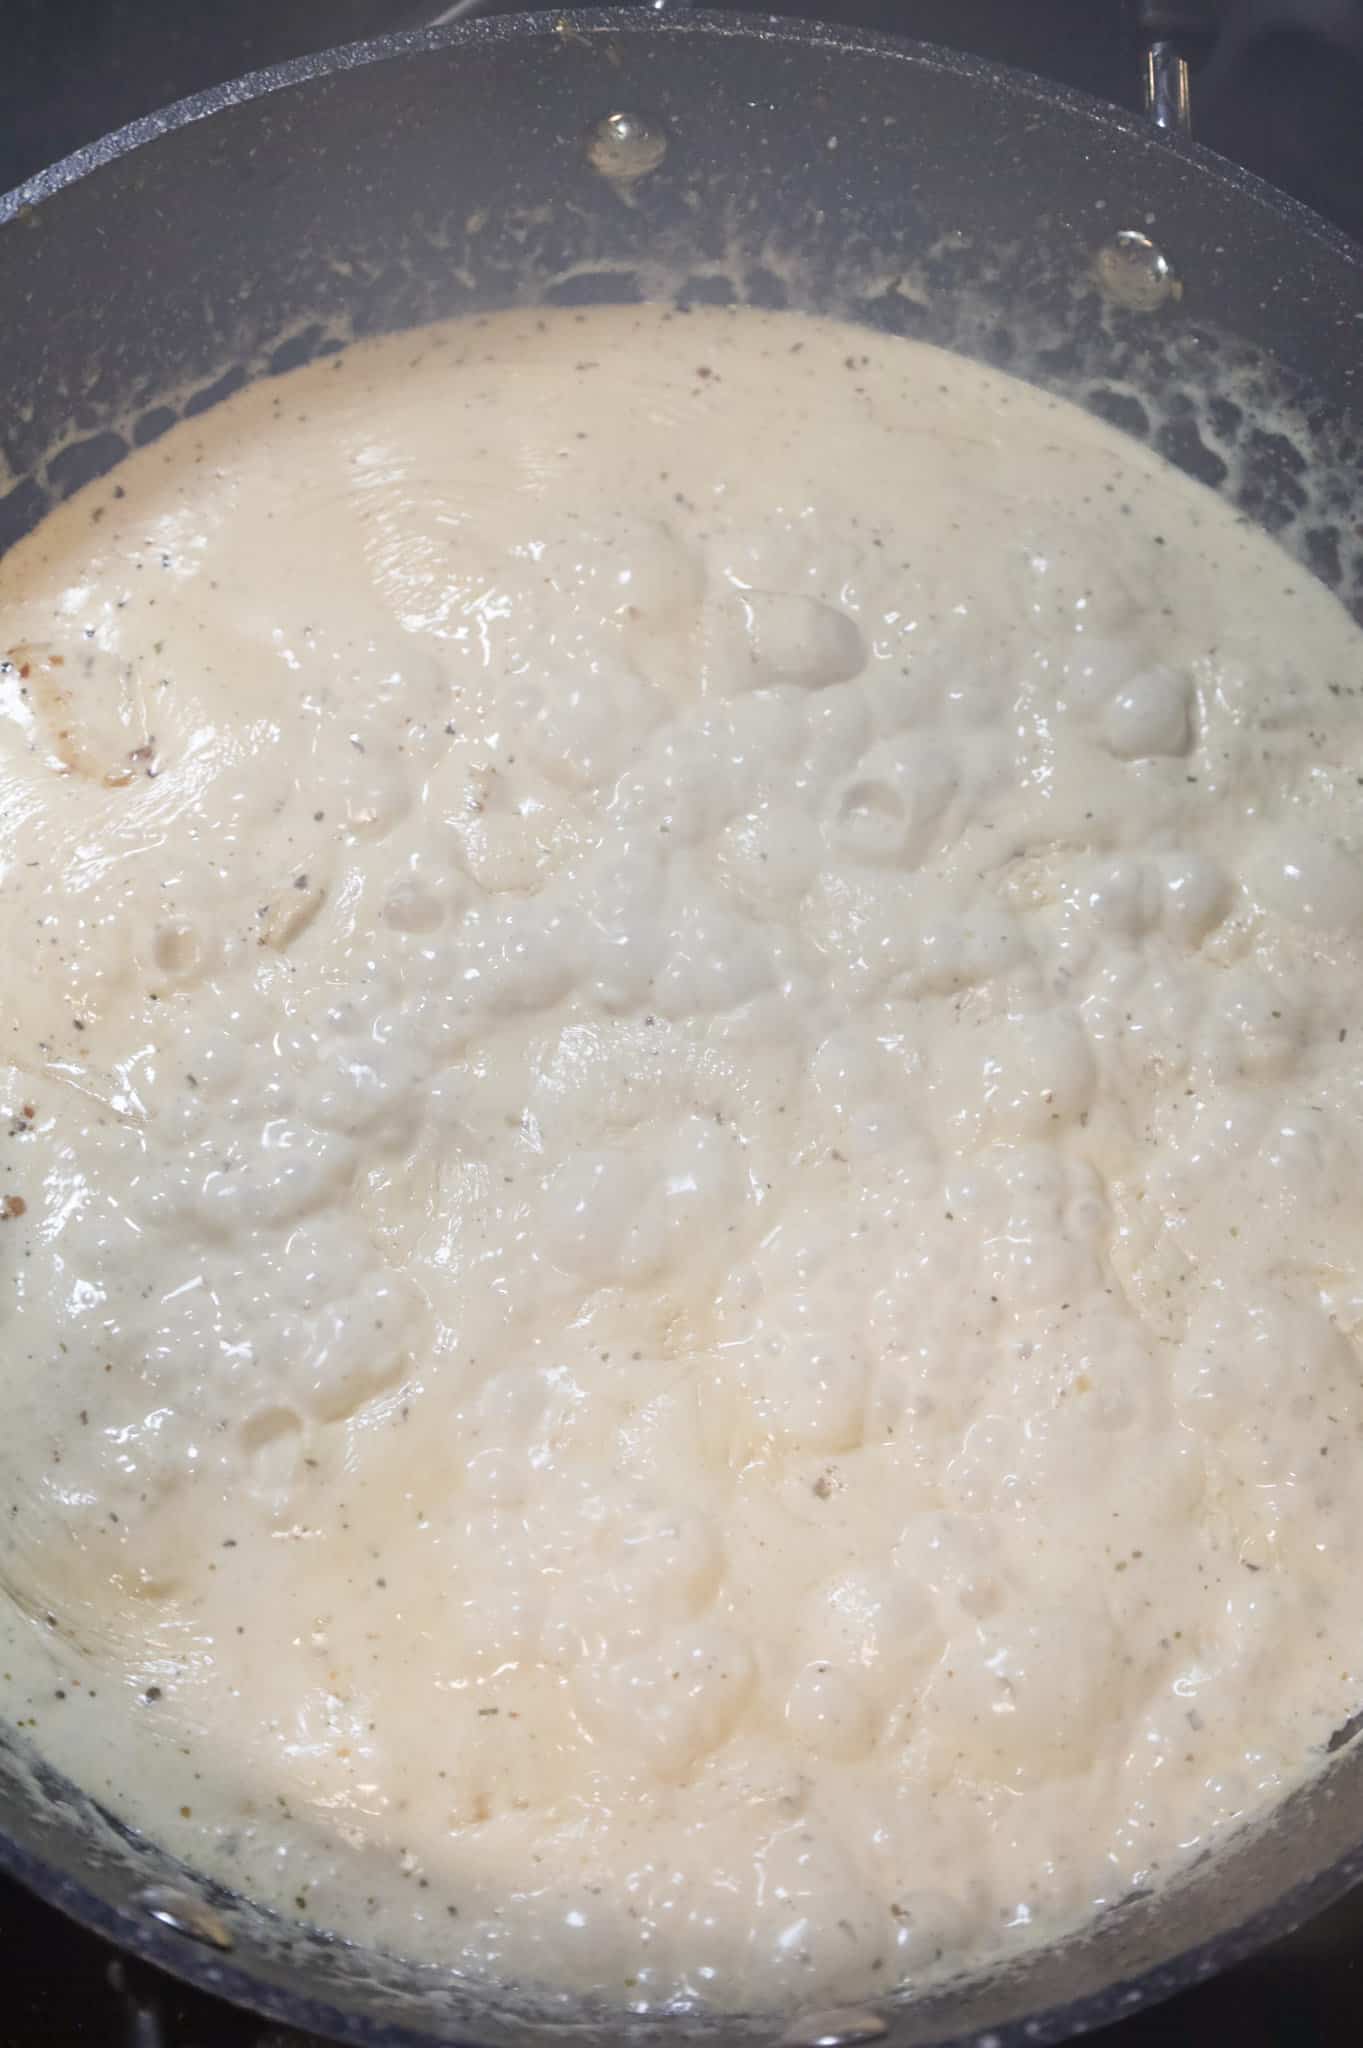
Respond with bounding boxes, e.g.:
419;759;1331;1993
2;303;1363;2013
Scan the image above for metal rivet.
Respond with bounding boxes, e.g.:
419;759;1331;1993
138;1884;234;1951
586;111;668;182
1093;229;1181;312
780;2009;888;2048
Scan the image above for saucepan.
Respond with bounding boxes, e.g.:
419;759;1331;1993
1;12;1362;2046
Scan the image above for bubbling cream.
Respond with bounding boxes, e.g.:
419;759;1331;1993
2;303;1363;2013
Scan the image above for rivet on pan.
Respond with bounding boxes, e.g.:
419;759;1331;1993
1093;229;1181;312
779;2008;889;2048
138;1884;234;1951
586;111;668;182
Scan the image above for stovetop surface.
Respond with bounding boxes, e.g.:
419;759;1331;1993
1;3;1362;2044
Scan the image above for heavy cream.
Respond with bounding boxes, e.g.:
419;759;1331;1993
2;303;1363;2013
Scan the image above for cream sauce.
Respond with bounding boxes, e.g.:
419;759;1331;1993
2;304;1363;2012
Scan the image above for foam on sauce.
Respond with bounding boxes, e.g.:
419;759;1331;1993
3;303;1363;2012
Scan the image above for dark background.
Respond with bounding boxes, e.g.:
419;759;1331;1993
1;2;1362;2044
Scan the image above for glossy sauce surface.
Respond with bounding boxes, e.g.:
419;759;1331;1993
3;305;1363;2012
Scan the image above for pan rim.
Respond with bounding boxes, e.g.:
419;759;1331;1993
0;4;1360;278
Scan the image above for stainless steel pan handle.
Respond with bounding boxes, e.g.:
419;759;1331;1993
1134;0;1218;132
1135;0;1363;139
